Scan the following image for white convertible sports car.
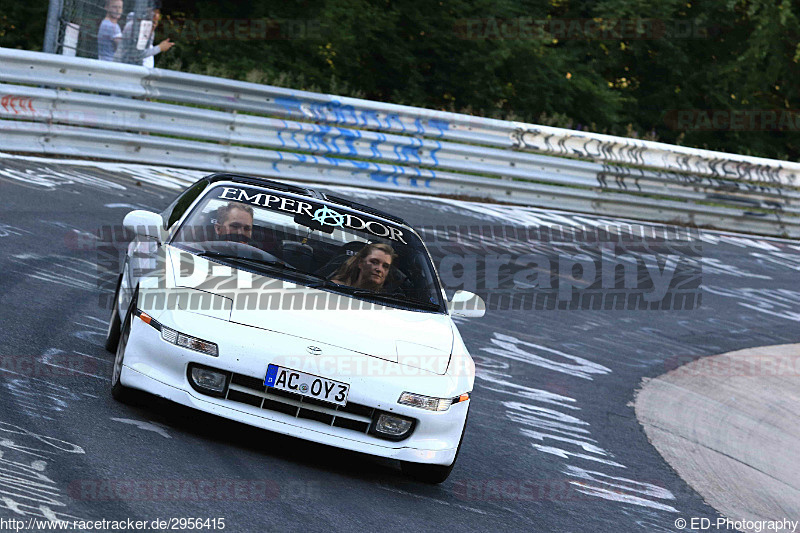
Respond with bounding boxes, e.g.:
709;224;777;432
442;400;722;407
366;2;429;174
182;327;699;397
105;174;484;483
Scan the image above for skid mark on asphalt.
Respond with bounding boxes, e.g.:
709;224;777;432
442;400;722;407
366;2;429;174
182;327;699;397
472;342;679;514
0;421;87;523
481;316;713;371
72;317;110;346
619;507;683;533
476;364;578;411
104;203;157;211
9;255;99;292
42;221;102;252
565;466;677;512
0;347;108;420
699;257;772;279
481;333;611;380
750;250;800;272
693;231;800;283
0;223;30;238
438;201;629;228
376;484;490;515
40;350;107;380
703;287;800;322
2;379;76;421
3;379;93;421
698;233;786;250
0;153;203;190
110;419;171;440
0;165;127;191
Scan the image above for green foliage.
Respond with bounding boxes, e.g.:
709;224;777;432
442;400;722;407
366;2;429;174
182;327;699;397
1;1;48;51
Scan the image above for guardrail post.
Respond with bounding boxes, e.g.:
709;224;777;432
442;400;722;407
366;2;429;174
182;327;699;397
43;0;63;53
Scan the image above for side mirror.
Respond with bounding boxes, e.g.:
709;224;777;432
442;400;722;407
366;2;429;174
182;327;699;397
123;210;165;244
448;290;486;318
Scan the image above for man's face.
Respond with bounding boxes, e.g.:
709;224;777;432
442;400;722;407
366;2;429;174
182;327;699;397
107;0;123;20
358;250;392;287
215;207;253;242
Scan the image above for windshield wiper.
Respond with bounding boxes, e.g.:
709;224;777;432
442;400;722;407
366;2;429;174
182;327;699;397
195;251;301;271
193;251;341;287
306;278;339;290
341;289;441;311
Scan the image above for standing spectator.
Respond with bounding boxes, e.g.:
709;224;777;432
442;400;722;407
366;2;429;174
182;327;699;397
114;0;174;67
96;0;124;61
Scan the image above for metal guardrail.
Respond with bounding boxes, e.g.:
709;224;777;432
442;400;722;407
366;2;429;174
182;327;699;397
1;47;799;237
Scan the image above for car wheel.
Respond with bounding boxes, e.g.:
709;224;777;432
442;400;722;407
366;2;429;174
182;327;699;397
111;290;136;403
104;274;123;353
401;410;469;484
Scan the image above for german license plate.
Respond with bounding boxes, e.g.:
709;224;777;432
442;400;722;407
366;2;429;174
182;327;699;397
264;364;349;406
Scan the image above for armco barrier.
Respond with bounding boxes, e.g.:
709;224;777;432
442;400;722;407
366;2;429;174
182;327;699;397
1;47;799;237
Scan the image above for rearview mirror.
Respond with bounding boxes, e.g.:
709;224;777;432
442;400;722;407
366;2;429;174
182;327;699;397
123;210;165;244
448;290;486;318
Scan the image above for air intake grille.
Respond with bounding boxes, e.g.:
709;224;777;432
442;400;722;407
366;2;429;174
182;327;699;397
224;373;375;435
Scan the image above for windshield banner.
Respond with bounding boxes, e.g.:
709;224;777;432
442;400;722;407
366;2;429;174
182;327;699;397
217;186;408;244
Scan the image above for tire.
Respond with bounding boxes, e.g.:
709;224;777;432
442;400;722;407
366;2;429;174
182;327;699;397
111;289;136;403
104;274;123;353
401;410;469;484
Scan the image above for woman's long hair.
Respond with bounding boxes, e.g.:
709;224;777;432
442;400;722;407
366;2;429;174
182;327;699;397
333;243;397;288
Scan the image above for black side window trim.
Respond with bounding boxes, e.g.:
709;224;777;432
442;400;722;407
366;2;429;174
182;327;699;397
163;180;209;230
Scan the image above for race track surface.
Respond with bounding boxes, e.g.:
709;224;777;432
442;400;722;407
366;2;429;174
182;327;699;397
1;156;799;532
637;343;800;532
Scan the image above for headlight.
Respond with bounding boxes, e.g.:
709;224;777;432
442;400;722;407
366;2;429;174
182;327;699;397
186;363;230;398
135;309;219;356
375;414;414;436
398;391;470;411
190;366;228;393
161;326;218;357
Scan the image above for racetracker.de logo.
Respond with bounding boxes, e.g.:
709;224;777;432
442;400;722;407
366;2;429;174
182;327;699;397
160;17;321;40
454;18;712;40
67;479;320;501
664;109;800;131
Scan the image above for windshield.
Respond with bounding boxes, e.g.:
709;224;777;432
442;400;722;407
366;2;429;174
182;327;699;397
170;184;445;312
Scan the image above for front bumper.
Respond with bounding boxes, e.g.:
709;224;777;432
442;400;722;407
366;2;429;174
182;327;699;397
119;314;470;465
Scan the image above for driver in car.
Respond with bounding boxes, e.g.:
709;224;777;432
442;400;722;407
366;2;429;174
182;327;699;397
215;202;254;244
331;243;397;292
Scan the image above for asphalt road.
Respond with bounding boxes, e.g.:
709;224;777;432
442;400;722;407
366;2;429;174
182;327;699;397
637;343;800;532
1;156;799;532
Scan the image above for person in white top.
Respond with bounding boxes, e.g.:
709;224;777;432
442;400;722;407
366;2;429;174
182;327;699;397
114;1;174;66
96;0;123;61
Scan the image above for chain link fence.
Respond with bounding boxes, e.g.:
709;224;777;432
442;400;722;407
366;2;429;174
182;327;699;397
51;0;160;65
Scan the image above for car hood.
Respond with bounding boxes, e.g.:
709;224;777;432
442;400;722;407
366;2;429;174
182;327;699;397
165;247;454;368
